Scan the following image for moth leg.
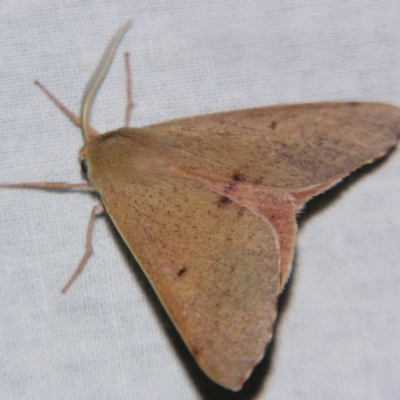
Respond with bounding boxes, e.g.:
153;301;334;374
124;52;134;127
0;182;94;191
61;203;104;294
34;80;81;127
34;80;99;136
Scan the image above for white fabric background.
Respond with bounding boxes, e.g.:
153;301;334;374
1;1;399;399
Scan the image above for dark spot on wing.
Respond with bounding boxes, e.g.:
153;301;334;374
219;196;232;206
270;120;277;129
232;173;245;182
177;267;187;276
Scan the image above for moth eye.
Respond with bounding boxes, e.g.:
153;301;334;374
81;160;88;175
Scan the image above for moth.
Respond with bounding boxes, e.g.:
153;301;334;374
1;21;399;391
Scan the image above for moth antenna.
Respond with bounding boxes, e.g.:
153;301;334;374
124;52;134;127
81;20;133;142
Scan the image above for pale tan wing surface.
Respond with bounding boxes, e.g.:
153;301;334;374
99;173;280;391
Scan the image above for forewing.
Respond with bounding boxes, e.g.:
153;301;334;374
100;174;280;390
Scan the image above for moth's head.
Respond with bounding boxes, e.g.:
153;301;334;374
79;134;117;191
78;142;93;188
78;135;116;192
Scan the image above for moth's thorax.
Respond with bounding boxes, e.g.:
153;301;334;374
80;127;175;191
